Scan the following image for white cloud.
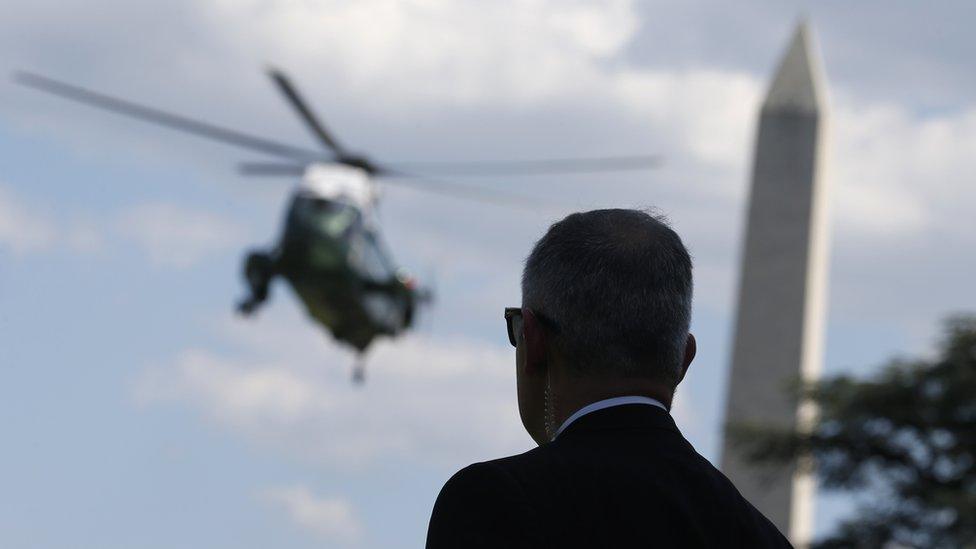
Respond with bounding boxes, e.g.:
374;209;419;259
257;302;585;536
215;0;640;107
0;188;243;266
135;311;530;468
134;301;713;469
263;485;362;543
831;100;976;241
211;0;764;184
117;203;244;268
0;185;58;254
611;69;763;171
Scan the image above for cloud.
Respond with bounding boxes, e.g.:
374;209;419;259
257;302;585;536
135;312;530;468
1;0;760;178
0;189;241;268
116;203;244;268
0;185;58;254
0;184;106;255
610;69;763;170
831;99;976;241
13;0;974;259
214;0;640;107
263;485;362;543
134;300;715;469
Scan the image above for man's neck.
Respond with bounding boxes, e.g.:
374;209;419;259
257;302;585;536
548;376;673;438
552;395;666;439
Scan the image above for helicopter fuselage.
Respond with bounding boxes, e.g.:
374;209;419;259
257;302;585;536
239;164;421;352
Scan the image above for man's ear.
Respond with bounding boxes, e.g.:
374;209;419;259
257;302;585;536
676;333;697;384
521;308;549;377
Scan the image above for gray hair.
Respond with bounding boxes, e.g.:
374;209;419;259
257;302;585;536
522;209;693;385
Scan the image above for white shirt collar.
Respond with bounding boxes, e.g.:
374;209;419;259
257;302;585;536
553;395;667;440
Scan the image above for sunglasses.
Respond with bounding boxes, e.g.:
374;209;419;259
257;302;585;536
504;307;559;348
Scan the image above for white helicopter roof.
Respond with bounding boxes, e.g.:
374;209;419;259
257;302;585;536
298;163;377;208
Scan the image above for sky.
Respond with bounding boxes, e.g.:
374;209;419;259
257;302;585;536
1;1;975;547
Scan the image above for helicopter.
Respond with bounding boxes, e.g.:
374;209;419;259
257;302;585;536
15;69;660;382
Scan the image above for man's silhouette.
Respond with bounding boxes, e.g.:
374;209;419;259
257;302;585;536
426;209;791;548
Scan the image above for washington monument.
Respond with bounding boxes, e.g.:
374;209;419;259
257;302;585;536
720;22;830;544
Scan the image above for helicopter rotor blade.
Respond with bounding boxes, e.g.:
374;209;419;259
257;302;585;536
381;155;661;177
239;162;307;176
268;68;346;155
13;71;330;162
376;174;566;212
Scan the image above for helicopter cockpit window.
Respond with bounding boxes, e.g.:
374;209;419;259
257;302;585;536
348;230;396;282
292;195;362;241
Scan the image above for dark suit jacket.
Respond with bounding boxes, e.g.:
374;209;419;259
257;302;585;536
426;404;792;548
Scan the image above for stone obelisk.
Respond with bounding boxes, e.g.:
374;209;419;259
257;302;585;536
720;22;829;545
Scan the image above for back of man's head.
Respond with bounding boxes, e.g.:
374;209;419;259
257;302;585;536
522;208;693;386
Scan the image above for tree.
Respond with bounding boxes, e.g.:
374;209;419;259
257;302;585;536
729;315;976;548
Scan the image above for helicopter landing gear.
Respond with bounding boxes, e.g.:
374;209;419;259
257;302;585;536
237;251;275;315
352;354;367;385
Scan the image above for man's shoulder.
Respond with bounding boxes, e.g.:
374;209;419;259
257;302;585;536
426;459;540;548
436;459;523;500
479;432;792;548
432;448;546;508
429;440;791;549
483;423;706;480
